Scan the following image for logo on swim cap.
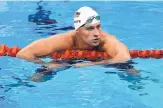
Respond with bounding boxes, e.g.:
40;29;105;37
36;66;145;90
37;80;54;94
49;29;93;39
74;6;100;30
74;12;80;18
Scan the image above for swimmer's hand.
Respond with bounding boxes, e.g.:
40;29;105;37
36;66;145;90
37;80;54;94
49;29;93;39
30;62;71;82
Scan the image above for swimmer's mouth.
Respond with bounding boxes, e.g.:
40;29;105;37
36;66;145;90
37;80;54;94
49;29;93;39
93;38;100;42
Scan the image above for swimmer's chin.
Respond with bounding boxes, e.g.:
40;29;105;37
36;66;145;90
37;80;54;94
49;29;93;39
90;42;100;46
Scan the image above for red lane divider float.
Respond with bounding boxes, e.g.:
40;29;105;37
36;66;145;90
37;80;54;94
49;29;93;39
0;44;163;60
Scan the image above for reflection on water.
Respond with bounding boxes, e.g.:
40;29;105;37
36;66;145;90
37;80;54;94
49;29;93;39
1;64;72;93
28;0;57;25
6;76;36;88
104;60;160;94
0;59;160;99
28;0;74;35
0;1;9;12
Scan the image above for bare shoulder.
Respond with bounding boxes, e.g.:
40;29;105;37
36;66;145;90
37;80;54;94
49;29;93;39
100;31;129;57
16;30;76;58
101;31;120;43
47;30;75;41
44;30;76;50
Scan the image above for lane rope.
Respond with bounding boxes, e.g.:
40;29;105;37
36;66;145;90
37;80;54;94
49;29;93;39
1;44;163;60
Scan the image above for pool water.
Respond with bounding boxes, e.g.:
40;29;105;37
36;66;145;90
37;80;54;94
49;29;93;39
0;1;163;108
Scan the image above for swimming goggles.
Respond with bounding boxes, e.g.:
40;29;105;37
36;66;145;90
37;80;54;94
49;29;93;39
79;15;100;29
85;15;100;25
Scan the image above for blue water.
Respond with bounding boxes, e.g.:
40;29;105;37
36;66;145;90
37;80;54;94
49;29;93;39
0;1;163;108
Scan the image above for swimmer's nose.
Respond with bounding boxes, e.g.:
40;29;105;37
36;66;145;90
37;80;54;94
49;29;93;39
93;28;100;38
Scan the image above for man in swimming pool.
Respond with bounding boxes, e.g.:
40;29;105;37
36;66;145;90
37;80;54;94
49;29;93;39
16;6;131;71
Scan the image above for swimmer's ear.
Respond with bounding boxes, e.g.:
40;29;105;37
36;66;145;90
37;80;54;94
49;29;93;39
76;27;82;33
75;29;80;34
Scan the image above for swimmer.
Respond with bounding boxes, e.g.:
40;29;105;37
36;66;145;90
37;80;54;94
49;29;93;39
17;6;131;67
16;6;136;81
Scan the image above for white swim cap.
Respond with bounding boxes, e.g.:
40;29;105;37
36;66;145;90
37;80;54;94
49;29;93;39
74;6;100;30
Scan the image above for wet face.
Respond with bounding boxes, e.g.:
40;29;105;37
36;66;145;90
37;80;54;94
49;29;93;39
77;22;102;47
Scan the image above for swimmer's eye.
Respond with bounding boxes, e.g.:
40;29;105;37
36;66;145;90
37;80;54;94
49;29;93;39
85;24;101;31
96;25;101;29
86;26;94;31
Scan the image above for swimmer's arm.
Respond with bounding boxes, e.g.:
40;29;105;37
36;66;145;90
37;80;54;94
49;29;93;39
16;33;72;64
16;38;53;64
98;36;131;64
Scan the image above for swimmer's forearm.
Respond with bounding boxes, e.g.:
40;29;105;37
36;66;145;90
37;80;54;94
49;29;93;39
30;58;45;64
73;56;131;67
16;52;45;64
24;57;45;64
72;59;111;67
16;52;68;69
92;57;130;65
